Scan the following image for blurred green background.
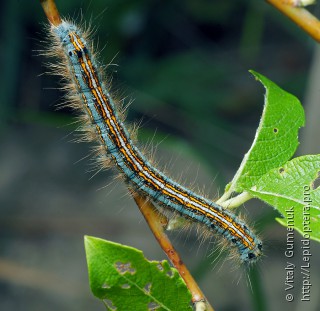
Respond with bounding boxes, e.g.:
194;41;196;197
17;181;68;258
0;0;320;310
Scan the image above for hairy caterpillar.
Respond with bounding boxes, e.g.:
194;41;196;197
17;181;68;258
47;19;262;264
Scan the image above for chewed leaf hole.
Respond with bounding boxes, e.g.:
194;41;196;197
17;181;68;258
156;263;164;271
148;302;160;310
144;282;152;294
311;171;320;190
273;128;278;133
279;167;285;174
103;299;117;310
166;270;174;278
115;262;136;275
121;284;131;289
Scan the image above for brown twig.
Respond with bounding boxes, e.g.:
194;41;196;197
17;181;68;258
39;0;61;26
38;0;213;309
267;0;320;42
133;194;213;311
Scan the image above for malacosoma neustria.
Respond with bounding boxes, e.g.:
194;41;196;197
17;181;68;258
45;17;263;265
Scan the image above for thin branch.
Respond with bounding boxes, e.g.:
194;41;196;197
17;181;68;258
267;0;320;42
39;0;61;26
280;0;315;5
133;193;214;311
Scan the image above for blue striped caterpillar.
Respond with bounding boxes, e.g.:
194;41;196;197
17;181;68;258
47;19;262;264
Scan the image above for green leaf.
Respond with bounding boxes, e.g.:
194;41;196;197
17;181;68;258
227;71;305;193
248;155;320;241
85;236;192;311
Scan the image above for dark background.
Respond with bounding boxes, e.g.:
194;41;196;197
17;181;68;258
0;0;320;310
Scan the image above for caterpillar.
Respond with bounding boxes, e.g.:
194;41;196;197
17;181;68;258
47;18;262;264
